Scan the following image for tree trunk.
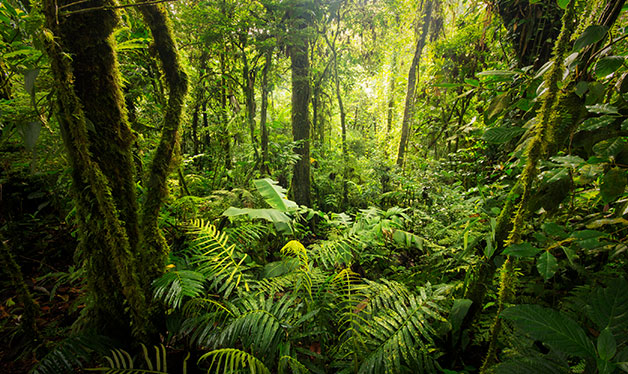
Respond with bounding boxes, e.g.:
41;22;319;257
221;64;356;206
396;0;433;168
386;52;397;134
220;50;232;171
241;34;259;161
289;4;312;206
260;48;272;175
137;0;189;285
43;0;149;340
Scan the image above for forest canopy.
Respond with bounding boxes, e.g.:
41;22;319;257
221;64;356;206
0;0;627;373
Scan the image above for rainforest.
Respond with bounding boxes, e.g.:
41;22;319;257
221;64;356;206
1;0;627;372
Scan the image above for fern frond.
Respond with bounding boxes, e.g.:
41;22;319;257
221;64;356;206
359;293;441;374
182;297;233;318
280;240;312;299
31;333;114;374
152;269;205;309
224;222;267;247
87;344;189;374
198;348;271;374
330;269;370;366
363;279;413;312
188;219;250;297
279;355;310;374
311;235;362;270
216;295;297;358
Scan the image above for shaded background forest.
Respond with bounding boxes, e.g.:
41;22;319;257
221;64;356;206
1;0;628;373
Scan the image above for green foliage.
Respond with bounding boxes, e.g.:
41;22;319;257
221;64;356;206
501;304;596;359
87;344;189;374
198;348;271;374
187;219;251;297
498;279;628;372
31;334;115;374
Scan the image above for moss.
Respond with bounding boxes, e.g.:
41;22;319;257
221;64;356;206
136;1;188;286
43;0;150;341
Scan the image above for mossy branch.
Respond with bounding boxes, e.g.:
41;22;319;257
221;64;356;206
137;0;189;282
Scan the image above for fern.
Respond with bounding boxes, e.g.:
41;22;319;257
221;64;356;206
363;279;413;312
188;219;251;297
198;348;271;374
152;269;205;309
278;355;310;374
31;333;114;374
280;240;312;299
216;295;297;359
330;268;369;371
87;344;189;374
358;283;446;374
224;222;267;248
311;234;362;270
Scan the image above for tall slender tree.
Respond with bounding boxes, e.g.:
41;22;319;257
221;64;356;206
396;0;433;168
287;0;313;206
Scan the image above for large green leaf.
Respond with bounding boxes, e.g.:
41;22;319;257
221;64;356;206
23;68;39;97
600;168;627;204
485;93;511;123
574;25;607;51
597;327;616;361
595;56;625;78
556;0;569;9
253;178;297;212
593;137;627;158
223;207;290;223
579;116;616;132
16;121;42;151
502;242;541;257
585;278;628;339
537;252;558;281
501;304;596;358
223;207;292;234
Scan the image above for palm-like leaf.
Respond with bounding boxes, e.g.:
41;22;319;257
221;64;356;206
152;270;205;309
31;333;114;374
359;284;445;374
188;219;250;297
198;348;271;374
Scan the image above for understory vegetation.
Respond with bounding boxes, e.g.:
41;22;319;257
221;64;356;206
1;0;627;373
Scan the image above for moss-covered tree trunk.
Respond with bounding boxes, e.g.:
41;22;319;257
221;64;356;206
43;0;187;342
289;1;313;206
43;0;149;340
136;0;188;287
396;0;433;168
260;48;272;175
